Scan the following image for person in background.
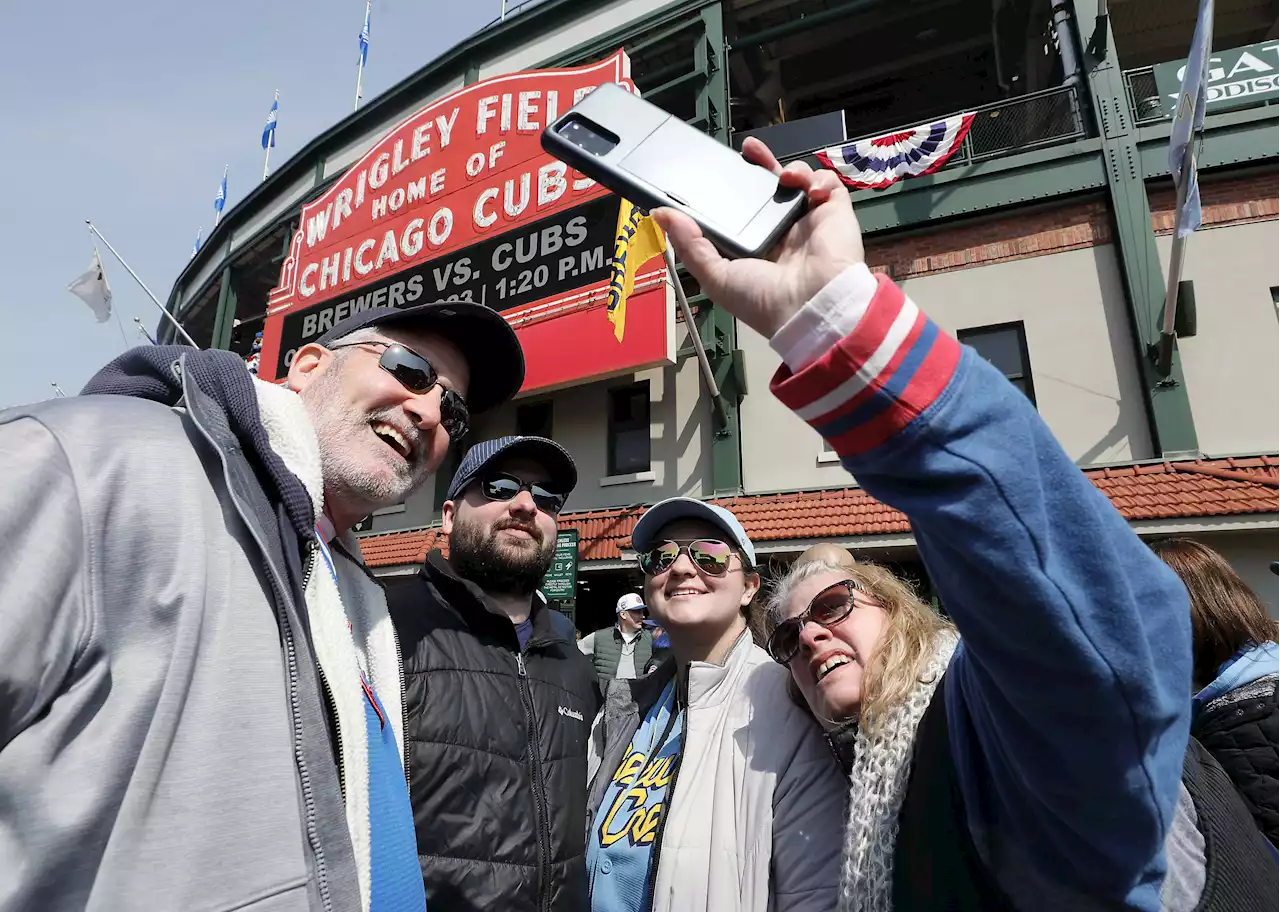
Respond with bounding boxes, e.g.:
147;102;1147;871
0;300;523;911
651;136;1276;910
793;542;858;571
642;617;671;675
586;496;845;912
580;593;654;682
388;435;598;911
1151;538;1279;846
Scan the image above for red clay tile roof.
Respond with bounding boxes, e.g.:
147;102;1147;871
358;454;1279;568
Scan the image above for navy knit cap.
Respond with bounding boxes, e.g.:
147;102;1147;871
445;435;577;503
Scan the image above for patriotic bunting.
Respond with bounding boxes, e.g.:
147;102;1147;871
816;112;976;190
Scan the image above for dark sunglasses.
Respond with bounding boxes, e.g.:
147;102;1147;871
767;579;861;665
479;473;567;515
329;339;470;443
638;539;737;577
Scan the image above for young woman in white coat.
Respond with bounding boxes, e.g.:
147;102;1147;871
584;497;846;912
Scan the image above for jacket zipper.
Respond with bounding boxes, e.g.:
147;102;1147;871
304;542;349;802
516;651;553;912
189;408;335;912
643;676;687;910
391;622;411;793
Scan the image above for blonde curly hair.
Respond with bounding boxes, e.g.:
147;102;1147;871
764;556;954;734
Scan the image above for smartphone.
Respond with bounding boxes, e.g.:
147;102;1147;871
541;82;806;260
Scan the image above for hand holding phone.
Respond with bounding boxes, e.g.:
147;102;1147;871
542;82;806;260
653;139;865;340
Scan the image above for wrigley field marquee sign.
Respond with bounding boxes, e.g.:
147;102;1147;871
260;51;674;392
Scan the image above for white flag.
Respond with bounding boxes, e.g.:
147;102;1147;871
68;248;113;323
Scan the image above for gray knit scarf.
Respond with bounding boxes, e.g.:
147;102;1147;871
838;632;959;912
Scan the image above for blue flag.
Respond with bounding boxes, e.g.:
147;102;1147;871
1168;0;1214;238
263;92;279;150
214;169;227;214
192;227;202;258
359;2;371;66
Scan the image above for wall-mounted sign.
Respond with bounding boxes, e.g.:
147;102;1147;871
259;50;673;393
540;529;579;601
1153;41;1279;118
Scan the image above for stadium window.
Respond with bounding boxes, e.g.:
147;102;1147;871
607;382;651;475
516;401;553;439
957;322;1037;406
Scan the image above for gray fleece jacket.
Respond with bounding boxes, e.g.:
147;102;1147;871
0;350;379;912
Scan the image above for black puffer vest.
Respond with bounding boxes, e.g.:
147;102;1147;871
388;552;599;912
1192;673;1278;847
892;674;1277;911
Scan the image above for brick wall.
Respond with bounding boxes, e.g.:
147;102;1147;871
864;200;1114;280
1149;171;1279;235
861;171;1277;280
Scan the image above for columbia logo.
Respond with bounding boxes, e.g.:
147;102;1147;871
558;705;584;722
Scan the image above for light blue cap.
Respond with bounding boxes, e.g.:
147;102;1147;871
631;497;756;567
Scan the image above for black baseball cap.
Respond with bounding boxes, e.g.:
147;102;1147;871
315;301;524;414
445;435;577;503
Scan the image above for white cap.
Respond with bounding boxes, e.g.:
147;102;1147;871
631;496;756;567
616;592;645;614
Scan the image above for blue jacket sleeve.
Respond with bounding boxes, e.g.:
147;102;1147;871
770;275;1191;911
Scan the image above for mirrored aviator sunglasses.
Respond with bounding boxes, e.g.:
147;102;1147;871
480;473;568;515
767;579;860;665
638;539;735;577
330;340;470;443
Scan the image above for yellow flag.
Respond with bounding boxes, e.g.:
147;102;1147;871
606;199;667;343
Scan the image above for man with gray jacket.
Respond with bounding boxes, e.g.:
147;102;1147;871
0;300;523;911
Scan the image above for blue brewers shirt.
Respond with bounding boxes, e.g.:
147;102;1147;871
587;680;684;912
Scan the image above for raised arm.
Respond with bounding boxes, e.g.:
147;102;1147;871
652;139;1192;909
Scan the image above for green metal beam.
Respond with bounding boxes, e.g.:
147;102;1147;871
691;1;743;497
1073;0;1198;458
210;266;237;352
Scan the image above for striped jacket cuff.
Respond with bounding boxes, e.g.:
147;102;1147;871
769;274;962;458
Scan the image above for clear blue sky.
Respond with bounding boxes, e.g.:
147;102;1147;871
0;0;517;408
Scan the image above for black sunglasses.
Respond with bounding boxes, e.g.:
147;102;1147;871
638;539;738;577
328;339;469;443
767;579;861;665
479;473;568;515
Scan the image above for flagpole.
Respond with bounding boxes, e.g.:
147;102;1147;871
662;244;727;429
355;0;370;111
85;221;200;348
1155;139;1196;379
50;382;67;398
215;165;227;226
264;90;277;181
134;316;158;345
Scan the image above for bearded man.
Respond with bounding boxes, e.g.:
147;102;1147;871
387;435;598;912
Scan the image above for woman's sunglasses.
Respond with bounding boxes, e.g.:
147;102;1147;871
767;579;861;665
479;473;568;515
638;539;737;577
328;339;470;443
